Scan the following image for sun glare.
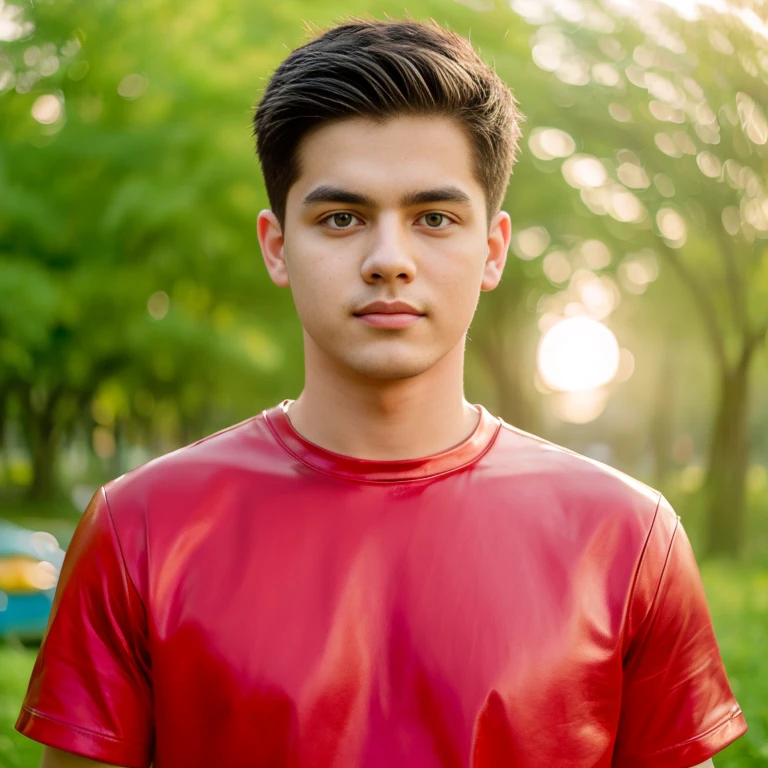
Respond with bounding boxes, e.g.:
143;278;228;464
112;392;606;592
537;317;620;393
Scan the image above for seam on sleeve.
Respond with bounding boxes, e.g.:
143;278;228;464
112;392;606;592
622;492;662;645
20;705;150;748
639;511;680;634
626;494;683;651
101;486;146;612
624;705;744;760
100;486;152;682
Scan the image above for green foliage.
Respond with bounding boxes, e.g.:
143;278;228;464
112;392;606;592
1;0;766;497
0;0;312;496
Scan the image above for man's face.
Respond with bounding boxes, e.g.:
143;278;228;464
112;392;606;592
258;115;510;381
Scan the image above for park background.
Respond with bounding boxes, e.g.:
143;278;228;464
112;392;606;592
1;0;767;764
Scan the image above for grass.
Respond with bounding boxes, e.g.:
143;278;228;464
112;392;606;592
1;563;766;766
698;561;768;766
0;644;42;768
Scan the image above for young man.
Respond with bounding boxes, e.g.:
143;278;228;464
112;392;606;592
18;16;745;768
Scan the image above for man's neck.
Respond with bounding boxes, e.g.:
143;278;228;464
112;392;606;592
285;340;480;461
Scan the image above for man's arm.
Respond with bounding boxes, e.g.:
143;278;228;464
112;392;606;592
41;746;148;768
17;490;153;766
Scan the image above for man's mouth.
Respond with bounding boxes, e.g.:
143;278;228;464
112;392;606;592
353;300;425;329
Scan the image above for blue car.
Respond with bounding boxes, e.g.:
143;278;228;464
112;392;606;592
0;520;66;642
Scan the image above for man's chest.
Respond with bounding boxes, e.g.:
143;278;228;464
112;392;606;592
146;504;629;766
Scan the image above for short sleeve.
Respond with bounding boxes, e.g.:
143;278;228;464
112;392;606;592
15;487;154;768
612;495;748;767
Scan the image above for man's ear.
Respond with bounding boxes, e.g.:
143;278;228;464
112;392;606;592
481;210;511;292
257;210;290;288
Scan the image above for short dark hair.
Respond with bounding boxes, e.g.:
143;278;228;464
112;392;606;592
252;15;526;229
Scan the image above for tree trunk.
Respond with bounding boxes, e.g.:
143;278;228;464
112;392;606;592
20;386;63;502
0;384;10;475
702;348;753;559
27;412;59;501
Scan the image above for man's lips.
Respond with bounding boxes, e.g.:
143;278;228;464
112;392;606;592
356;313;423;329
353;301;425;329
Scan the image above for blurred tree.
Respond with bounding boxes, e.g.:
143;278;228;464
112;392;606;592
0;0;300;500
1;0;766;561
476;0;768;557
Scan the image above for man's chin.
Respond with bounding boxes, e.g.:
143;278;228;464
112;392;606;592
342;354;435;382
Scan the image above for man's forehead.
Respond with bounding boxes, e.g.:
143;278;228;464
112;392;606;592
289;116;483;209
295;116;477;173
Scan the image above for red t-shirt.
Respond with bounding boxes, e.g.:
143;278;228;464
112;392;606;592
17;401;747;767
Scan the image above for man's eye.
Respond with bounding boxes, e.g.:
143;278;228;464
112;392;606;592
321;212;361;229
420;213;452;229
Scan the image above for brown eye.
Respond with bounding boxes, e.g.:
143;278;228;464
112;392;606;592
323;213;359;229
422;213;450;228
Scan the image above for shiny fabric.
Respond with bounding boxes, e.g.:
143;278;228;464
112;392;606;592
17;400;747;767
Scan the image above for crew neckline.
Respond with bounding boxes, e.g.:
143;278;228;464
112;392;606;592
263;399;501;482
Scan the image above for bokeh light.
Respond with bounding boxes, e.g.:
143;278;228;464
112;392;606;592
656;207;687;246
147;291;170;320
562;154;608;188
31;94;62;124
118;73;148;100
512;226;550;260
30;561;58;590
528;127;576;160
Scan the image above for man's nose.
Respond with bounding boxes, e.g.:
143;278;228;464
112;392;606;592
360;216;417;284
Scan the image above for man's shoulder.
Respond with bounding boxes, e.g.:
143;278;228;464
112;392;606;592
102;409;277;514
491;418;665;527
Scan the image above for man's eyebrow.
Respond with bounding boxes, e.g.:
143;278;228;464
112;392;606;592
301;184;473;209
402;186;473;208
302;186;375;208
